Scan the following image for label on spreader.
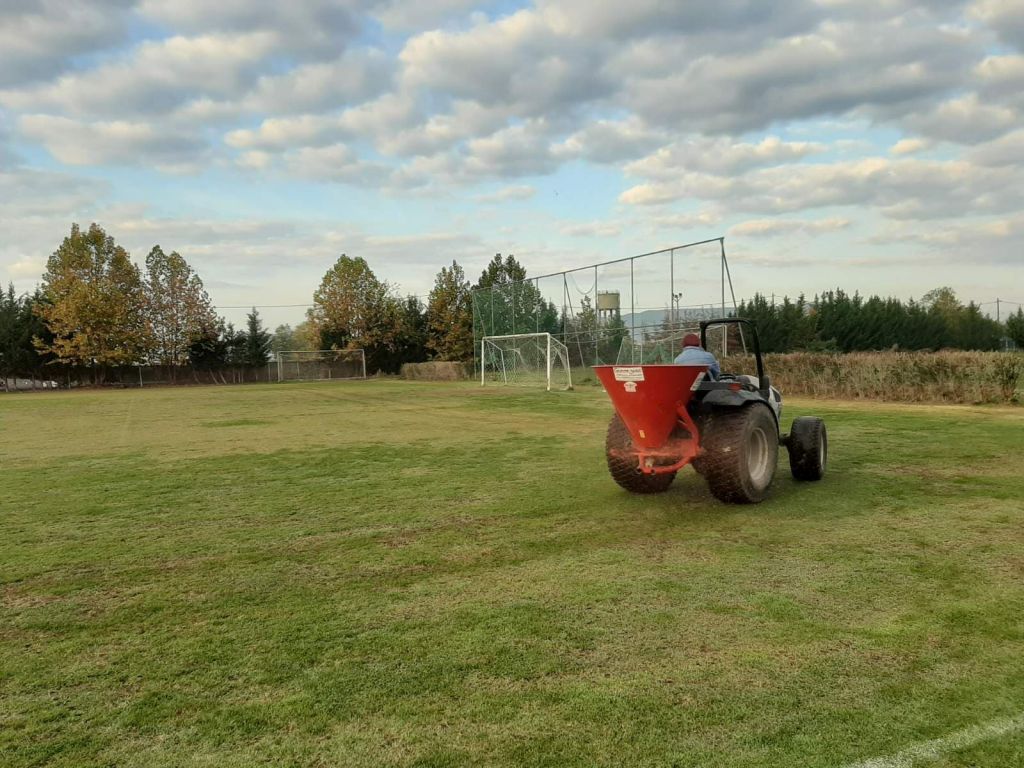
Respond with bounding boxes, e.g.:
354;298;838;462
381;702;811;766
613;366;645;382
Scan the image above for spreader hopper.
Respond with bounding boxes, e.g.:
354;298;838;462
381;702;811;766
593;364;707;474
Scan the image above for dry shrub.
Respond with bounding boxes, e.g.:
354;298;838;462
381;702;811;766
401;361;470;381
718;351;1024;404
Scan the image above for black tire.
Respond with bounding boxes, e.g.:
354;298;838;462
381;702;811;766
701;405;779;504
787;416;827;481
605;413;676;494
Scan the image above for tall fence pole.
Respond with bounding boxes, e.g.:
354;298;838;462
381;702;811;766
630;257;636;343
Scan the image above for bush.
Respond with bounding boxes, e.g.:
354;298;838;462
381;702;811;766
717;350;1024;404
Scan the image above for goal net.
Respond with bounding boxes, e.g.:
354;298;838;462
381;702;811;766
276;349;366;382
481;333;572;391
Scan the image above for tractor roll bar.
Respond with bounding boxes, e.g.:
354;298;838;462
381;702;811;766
699;317;768;392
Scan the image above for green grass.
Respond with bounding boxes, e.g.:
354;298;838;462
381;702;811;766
2;381;1023;767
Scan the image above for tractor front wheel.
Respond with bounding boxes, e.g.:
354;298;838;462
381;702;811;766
605;413;676;494
701;405;779;504
787;416;827;481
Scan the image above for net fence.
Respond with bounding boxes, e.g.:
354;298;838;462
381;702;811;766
472;238;742;375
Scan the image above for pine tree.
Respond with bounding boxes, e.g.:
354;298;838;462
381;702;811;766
243;308;271;366
1007;308;1024;348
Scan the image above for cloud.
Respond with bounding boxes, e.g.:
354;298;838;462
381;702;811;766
891;137;931;155
617;11;977;133
0;0;135;86
621;155;1024;221
624;136;825;179
400;9;612;117
283;144;392;184
556;118;666;163
475;185;536;203
240;49;393;115
903;93;1018;144
1;32;280;119
560;221;622;238
19;115;207;170
968;129;1024;167
729;217;852;237
971;0;1024;51
136;0;364;59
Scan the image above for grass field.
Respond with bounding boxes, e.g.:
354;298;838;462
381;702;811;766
2;381;1024;767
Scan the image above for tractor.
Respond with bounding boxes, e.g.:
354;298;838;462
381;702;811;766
594;318;826;504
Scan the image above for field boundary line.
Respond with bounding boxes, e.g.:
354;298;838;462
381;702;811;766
845;712;1024;768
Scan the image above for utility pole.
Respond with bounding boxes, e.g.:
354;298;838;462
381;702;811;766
996;298;1001;323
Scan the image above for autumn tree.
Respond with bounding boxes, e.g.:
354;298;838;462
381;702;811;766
243;308;271;366
36;223;150;382
311;254;399;372
144;245;216;376
426;260;473;361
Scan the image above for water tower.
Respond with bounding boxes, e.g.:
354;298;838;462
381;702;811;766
597;290;620;321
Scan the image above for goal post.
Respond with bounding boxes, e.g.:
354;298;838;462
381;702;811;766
480;333;572;391
275;349;366;382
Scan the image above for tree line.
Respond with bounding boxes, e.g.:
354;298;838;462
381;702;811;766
3;221;1021;387
1;223;272;386
0;223;526;384
733;288;1022;353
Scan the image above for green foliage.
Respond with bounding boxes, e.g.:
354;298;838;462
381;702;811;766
736;287;1003;352
311;254;429;373
471;253;560;340
1005;307;1024;347
426;261;474;361
242;308;271;366
144;245;216;369
270;324;303;354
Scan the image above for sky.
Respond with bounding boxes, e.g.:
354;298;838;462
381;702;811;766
1;0;1023;329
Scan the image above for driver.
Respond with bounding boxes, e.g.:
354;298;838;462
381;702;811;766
674;333;720;380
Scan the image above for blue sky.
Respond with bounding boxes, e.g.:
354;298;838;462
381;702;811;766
1;0;1023;329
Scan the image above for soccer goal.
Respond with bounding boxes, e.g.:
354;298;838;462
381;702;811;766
276;349;366;383
481;333;572;391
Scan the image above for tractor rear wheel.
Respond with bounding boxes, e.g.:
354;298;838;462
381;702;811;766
787;416;827;481
605;413;676;494
701;405;779;504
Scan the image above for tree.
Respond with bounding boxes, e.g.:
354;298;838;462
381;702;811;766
311;254;400;372
389;295;429;369
0;284;22;387
243;308;271;366
293;320;320;351
1007;308;1024;348
426;261;473;361
36;223;150;382
472;253;549;338
271;324;297;354
144;245;216;375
